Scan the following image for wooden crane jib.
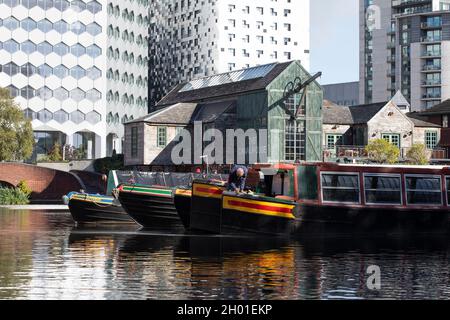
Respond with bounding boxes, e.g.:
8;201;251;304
276;72;322;121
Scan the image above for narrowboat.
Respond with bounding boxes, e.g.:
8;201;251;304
118;173;228;229
253;162;450;234
117;184;180;228
189;179;299;235
64;192;134;225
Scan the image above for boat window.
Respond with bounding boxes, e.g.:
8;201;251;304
364;175;402;205
271;171;294;197
321;173;360;203
446;177;450;206
405;176;442;205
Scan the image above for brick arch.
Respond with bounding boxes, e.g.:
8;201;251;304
0;163;85;203
0;180;15;188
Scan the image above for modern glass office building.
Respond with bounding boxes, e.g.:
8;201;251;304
360;0;450;111
0;0;149;161
149;0;311;111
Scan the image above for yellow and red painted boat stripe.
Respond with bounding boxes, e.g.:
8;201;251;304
192;184;224;199
175;189;192;197
222;196;296;220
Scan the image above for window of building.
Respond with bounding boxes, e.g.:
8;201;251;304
175;127;184;137
405;175;442;205
326;134;343;149
321;173;360;204
157;127;167;148
131;127;138;157
285;120;305;162
382;133;400;149
425;131;438;149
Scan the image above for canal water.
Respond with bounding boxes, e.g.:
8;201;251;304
1;209;450;300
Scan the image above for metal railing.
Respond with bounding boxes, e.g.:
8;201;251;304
421;36;442;43
422;79;442;86
422;64;441;71
421;22;442;28
422;51;441;57
422;93;441;99
323;145;447;162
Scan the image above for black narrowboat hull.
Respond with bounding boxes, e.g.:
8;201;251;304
190;182;224;233
173;189;192;229
298;203;450;234
189;181;299;235
221;194;299;235
118;185;180;228
68;198;133;224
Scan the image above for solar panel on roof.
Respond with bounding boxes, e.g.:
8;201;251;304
179;63;277;92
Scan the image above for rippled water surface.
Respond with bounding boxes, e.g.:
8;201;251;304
1;209;450;300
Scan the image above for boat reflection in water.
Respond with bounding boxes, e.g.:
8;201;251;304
2;209;450;300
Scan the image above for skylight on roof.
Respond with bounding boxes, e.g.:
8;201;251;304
179;63;277;92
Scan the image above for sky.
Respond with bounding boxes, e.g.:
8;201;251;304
310;0;359;85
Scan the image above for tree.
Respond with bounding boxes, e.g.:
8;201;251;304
16;180;32;197
365;139;400;164
0;88;34;161
48;142;63;162
406;143;430;165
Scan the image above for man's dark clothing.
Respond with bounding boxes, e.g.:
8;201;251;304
227;166;248;192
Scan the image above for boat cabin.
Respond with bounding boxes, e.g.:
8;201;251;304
253;163;450;209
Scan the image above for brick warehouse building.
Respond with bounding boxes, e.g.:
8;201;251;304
124;61;323;170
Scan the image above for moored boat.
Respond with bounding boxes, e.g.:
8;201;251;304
64;192;133;225
221;192;299;235
188;179;299;235
117;184;180;228
118;172;228;229
187;162;450;236
253;162;450;234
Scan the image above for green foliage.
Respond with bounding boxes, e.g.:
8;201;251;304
64;145;86;161
406;144;430;165
0;188;30;205
16;180;32;197
94;154;124;174
365;139;400;164
48;142;63;162
0;88;34;162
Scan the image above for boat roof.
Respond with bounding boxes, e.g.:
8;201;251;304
252;162;450;171
327;163;448;170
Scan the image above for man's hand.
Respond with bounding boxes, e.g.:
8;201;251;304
235;188;241;194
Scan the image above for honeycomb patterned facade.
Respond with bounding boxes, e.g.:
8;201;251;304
149;0;310;110
0;0;149;159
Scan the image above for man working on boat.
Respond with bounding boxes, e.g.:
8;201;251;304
227;165;248;193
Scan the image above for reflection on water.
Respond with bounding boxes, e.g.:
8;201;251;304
0;209;450;300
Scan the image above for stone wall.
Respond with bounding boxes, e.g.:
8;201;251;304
367;102;414;148
37;160;95;173
322;124;352;146
414;127;441;146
